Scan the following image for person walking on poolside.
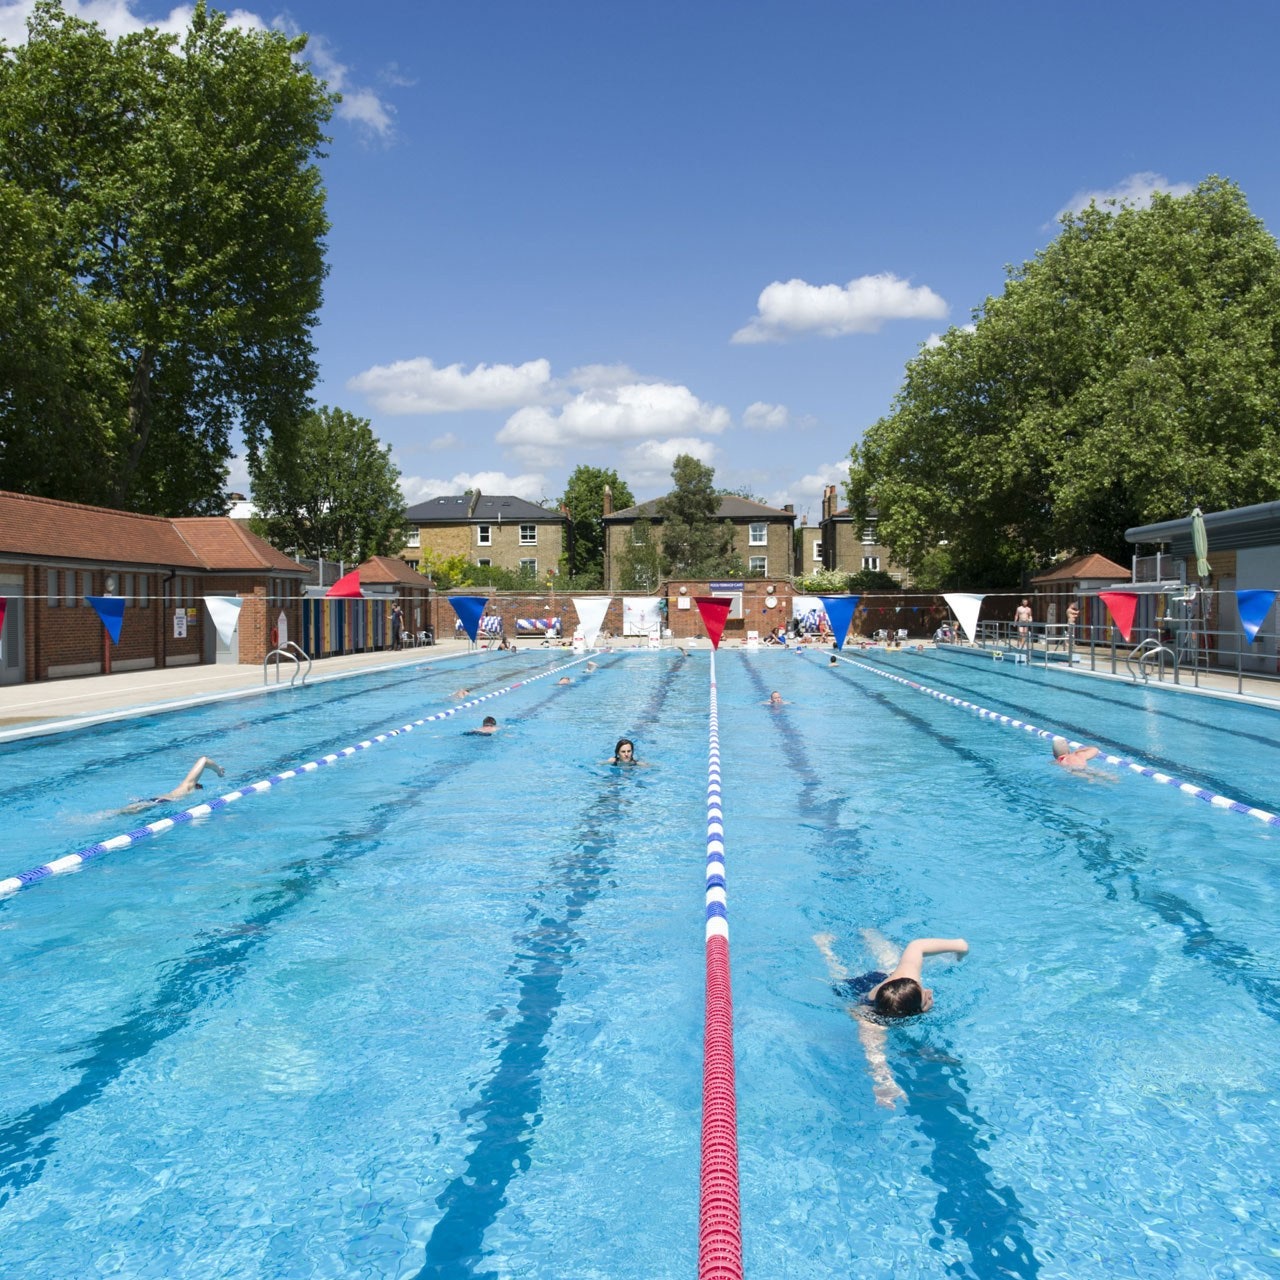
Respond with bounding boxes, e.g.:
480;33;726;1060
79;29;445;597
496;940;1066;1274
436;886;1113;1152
815;931;969;1109
1015;598;1033;648
1052;735;1099;770
122;756;225;813
391;603;404;649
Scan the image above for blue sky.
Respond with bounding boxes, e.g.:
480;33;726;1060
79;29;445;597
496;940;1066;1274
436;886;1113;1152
6;2;1280;525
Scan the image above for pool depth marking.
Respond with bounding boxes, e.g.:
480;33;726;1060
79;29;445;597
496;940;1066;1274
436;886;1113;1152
700;649;744;1280
826;652;1280;830
0;654;594;898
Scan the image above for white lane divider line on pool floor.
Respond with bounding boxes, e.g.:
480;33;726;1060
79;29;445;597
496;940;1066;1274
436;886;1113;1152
826;652;1280;830
1;653;595;899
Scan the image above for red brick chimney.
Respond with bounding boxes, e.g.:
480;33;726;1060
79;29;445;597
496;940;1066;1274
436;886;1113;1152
602;485;613;517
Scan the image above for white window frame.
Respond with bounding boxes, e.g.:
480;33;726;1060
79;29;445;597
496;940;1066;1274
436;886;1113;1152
519;524;537;545
749;522;767;546
405;527;420;548
862;522;877;545
862;555;880;572
477;557;492;568
519;557;538;576
749;555;767;575
477;525;492;546
813;540;823;562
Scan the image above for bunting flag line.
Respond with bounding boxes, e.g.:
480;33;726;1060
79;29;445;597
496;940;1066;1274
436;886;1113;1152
695;596;733;649
1236;589;1276;644
571;596;612;647
1098;590;1139;643
942;592;986;642
448;595;488;642
325;568;364;599
86;595;126;645
203;596;244;646
817;595;860;650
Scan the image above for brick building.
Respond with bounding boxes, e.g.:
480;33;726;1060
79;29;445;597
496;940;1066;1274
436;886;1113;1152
0;491;308;684
601;493;796;590
400;492;567;578
818;486;912;585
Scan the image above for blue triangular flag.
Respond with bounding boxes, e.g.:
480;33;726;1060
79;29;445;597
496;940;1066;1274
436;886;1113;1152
448;595;488;642
818;595;860;650
86;595;126;645
1236;589;1276;645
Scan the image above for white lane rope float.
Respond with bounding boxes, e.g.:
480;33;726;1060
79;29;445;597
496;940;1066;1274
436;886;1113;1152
826;652;1280;830
1;653;594;898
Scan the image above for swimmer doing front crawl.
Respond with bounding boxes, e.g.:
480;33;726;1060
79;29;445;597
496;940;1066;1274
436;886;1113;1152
815;930;968;1108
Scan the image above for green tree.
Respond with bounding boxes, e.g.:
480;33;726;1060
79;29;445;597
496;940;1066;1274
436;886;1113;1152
0;1;334;513
249;407;406;560
849;177;1280;586
559;465;635;584
417;550;473;591
618;517;662;590
659;454;741;578
847;568;900;592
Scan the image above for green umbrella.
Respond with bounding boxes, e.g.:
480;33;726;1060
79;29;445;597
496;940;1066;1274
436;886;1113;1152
1190;507;1211;580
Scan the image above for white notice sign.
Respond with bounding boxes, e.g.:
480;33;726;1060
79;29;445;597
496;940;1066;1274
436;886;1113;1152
174;609;187;639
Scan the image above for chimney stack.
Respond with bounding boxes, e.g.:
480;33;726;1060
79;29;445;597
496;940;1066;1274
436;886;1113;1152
602;484;613;517
468;487;482;517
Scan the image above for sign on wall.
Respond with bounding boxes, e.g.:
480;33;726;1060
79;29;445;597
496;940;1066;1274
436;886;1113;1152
173;609;187;639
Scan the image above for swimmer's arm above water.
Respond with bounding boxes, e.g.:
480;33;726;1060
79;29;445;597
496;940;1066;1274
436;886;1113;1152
887;937;969;985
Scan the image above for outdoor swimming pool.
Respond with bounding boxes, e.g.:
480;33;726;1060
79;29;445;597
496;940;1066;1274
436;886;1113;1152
1;647;1277;1278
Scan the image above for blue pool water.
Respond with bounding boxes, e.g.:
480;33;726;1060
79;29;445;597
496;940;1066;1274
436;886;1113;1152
1;647;1278;1278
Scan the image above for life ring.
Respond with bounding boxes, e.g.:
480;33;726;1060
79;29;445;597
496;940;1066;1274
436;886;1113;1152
271;626;279;647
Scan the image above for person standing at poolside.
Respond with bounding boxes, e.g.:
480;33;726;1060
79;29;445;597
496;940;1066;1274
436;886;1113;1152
122;756;225;813
1015;598;1033;648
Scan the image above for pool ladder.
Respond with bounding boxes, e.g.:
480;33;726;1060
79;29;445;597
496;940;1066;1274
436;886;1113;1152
264;640;312;687
1125;638;1176;684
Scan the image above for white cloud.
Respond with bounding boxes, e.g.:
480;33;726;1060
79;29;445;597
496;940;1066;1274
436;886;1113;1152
349;358;553;414
498;381;730;467
0;4;393;139
622;438;719;489
732;272;947;343
1052;172;1193;224
923;322;976;349
743;401;790;431
767;459;851;520
563;363;655;391
400;470;548;506
427;432;458;451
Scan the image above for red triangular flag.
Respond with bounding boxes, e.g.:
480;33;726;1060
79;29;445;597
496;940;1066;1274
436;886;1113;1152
326;568;364;598
694;596;733;649
1098;591;1139;642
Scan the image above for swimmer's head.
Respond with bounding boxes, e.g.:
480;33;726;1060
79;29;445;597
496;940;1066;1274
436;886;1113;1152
1051;736;1069;759
873;977;929;1018
482;716;497;727
613;738;635;762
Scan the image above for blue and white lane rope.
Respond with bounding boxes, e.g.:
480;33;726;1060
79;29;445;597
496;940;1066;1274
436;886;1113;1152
827;652;1280;830
0;653;593;899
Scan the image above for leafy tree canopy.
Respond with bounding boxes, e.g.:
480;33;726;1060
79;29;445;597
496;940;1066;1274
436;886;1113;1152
659;454;742;579
249;407;406;561
559;465;635;585
849;177;1280;587
618;517;662;591
0;0;334;514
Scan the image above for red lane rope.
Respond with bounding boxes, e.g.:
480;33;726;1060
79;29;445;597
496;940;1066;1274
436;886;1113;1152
699;651;743;1279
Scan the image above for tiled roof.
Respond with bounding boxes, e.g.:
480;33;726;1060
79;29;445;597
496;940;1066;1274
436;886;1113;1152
405;494;564;523
0;490;304;573
1031;553;1132;583
607;495;795;521
173;518;307;573
358;555;429;586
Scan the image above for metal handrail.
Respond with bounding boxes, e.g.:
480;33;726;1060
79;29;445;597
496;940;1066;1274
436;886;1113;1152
284;640;312;684
1125;638;1176;683
264;646;301;687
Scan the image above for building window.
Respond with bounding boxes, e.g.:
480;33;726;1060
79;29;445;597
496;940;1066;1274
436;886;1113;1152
631;527;646;545
477;558;491;568
76;571;90;604
121;573;132;601
862;556;880;571
749;556;767;575
520;558;537;576
749;522;767;546
138;574;150;607
520;524;537;545
47;568;60;607
862;522;877;545
813;541;823;562
405;527;420;548
477;525;492;546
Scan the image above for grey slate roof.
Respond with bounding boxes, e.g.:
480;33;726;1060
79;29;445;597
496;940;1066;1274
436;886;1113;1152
605;494;794;522
405;494;565;524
